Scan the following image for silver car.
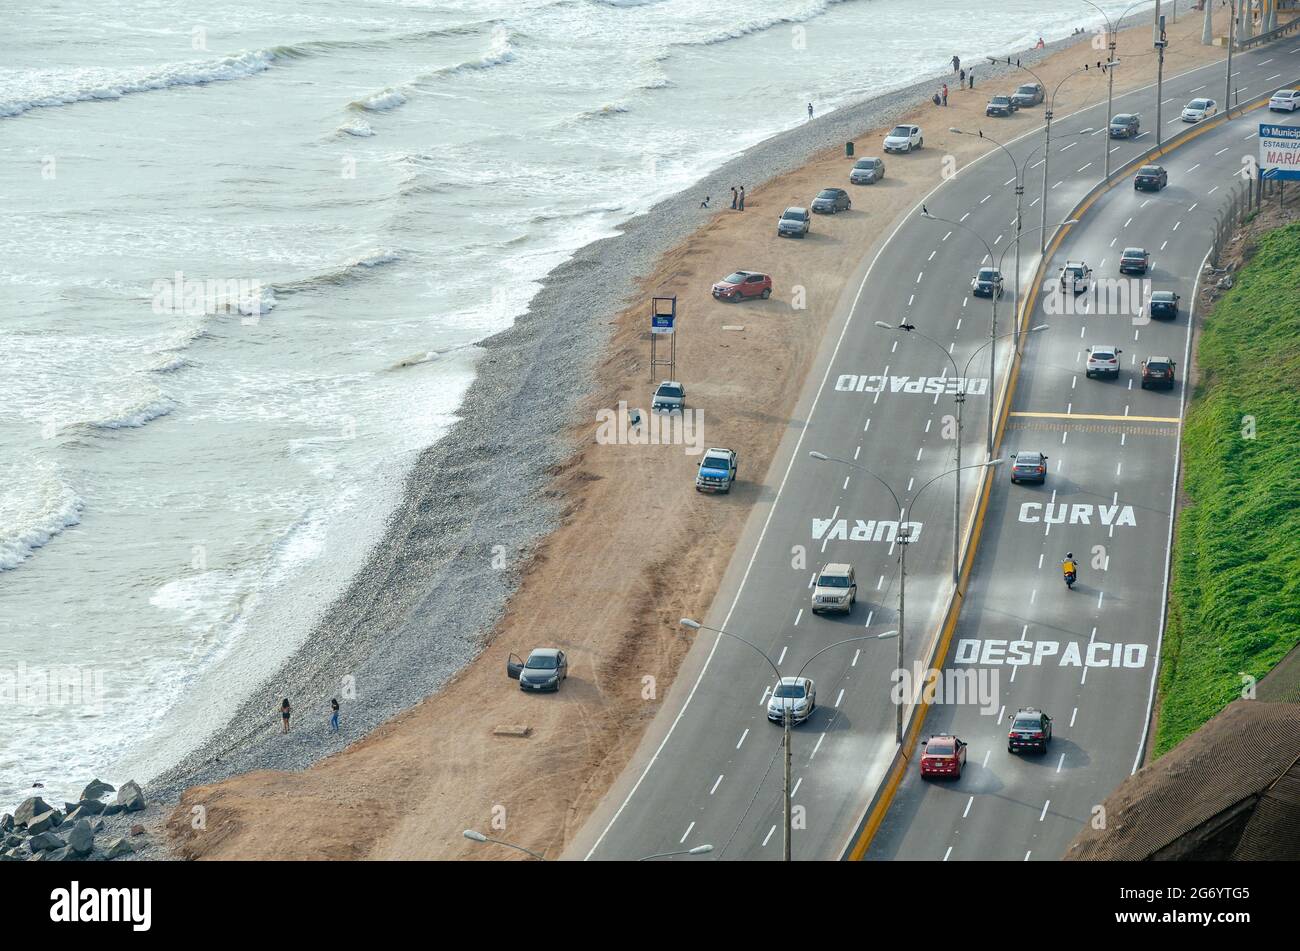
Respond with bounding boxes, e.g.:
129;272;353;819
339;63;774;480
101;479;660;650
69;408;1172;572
777;206;810;238
811;563;856;614
652;380;684;412
767;676;816;725
849;156;885;185
1180;97;1217;122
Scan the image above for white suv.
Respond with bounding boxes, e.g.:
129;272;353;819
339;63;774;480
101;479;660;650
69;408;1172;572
883;124;923;153
1085;345;1122;380
811;563;856;614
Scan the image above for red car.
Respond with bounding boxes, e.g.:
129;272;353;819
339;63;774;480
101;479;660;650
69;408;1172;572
919;734;967;779
712;270;772;302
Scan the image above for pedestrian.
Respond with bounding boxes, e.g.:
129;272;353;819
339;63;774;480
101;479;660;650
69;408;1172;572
952;54;960;73
280;697;291;733
933;91;942;106
330;697;340;733
730;186;737;210
968;69;974;90
807;102;814;120
942;83;949;106
1036;37;1045;49
738;185;745;211
700;195;710;208
960;67;966;85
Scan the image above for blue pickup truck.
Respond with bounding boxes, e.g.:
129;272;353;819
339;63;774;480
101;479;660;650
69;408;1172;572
695;448;738;493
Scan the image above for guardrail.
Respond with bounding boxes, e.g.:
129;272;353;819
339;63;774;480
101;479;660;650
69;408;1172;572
1237;12;1300;51
1207;173;1295;270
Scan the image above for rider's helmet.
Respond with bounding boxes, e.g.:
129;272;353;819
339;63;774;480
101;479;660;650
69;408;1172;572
1065;552;1074;560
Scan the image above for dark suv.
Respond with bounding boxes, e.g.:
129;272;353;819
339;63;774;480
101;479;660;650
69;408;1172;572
1011;83;1044;108
1149;290;1180;319
986;95;1017;117
1109;113;1140;138
971;266;1004;298
811;187;851;214
1135;164;1168;191
1008;708;1053;753
1141;355;1176;389
1119;247;1150;275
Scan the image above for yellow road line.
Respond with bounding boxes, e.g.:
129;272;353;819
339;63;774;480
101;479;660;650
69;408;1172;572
1010;411;1181;423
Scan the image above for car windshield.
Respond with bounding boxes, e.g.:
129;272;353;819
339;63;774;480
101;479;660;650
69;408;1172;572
817;189;838;199
1147;362;1169;372
991;97;1009;104
1013;718;1041;730
723;272;747;283
703;455;729;468
657;385;682;397
926;740;955;755
889;126;911;137
525;654;558;669
818;574;851;588
1140;166;1161;174
1152;293;1174;302
1188;99;1210;109
774;683;807;699
854;159;876;168
1017;85;1037;95
781;209;805;220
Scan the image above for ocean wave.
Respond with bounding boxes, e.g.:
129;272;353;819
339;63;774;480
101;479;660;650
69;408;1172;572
337;119;376;137
148;354;192;374
349;88;409;112
413;27;517;84
577;102;631;121
84;393;176;431
273;249;402;296
0;462;83;571
657;0;858;58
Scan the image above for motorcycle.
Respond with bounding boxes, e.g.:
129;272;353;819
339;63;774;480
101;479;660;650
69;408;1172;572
1063;569;1076;589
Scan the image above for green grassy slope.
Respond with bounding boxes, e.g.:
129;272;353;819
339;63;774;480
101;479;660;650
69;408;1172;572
1155;222;1300;756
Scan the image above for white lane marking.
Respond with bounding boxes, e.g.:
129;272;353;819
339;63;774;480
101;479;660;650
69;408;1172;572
943;230;952;241
710;774;723;795
1214;147;1230;156
1061;142;1076;151
1097;590;1105;610
1123;216;1132;228
982;750;990;768
1135;130;1149;139
928;250;936;261
980;194;992;204
864;417;871;432
1160;240;1167;251
851;649;860;667
1030;196;1041;206
1056;753;1065;773
864;610;874;628
1140;199;1151;208
1244;131;1258;139
1039;800;1050;821
997;705;1005;725
962;796;974;818
1268;73;1282;81
1070;707;1078;728
793;609;803;626
960;212;971;222
1172;220;1181;231
792;777;803;796
1038;552;1044;569
1003;177;1016;186
762;825;776;847
1116;462;1122;477
680;821;695;843
811;733;826;758
835;688;845;707
1053;180;1064;189
1024;850;1032;861
736;729;749;749
1261;59;1274;65
943;846;953;861
877;575;885;591
843;476;851;490
777;645;788;664
1185;164;1199;173
1188;202;1198;212
1208;184;1220;195
916;271;923;283
853;444;861;460
1191;84;1206;92
1030;159;1044;169
1109;236;1117;247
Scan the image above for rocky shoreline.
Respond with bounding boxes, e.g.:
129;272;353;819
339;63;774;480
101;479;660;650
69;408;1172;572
2;778;159;862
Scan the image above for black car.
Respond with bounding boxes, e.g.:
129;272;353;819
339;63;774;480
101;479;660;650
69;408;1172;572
1119;247;1150;275
1135;164;1167;191
1109;113;1140;138
507;648;569;692
970;266;1004;298
1008;707;1053;753
1141;355;1177;389
1149;290;1180;319
986;95;1017;117
1009;450;1048;484
1010;83;1044;108
811;187;851;214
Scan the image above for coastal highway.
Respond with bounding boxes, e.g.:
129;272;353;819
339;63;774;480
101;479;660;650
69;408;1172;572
573;28;1300;861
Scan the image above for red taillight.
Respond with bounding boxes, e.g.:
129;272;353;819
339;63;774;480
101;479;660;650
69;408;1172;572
1033;732;1044;739
1037;466;1045;473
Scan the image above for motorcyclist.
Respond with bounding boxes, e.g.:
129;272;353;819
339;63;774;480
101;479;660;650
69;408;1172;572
1062;552;1077;580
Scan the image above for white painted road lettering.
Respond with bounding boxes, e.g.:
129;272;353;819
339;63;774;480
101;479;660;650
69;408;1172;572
954;638;1149;669
1017;502;1137;527
835;374;989;395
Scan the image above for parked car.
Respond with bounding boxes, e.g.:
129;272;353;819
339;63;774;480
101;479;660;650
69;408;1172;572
811;563;857;614
1007;707;1052;753
1269;88;1300;111
1085;344;1122;380
1119;247;1150;275
849;156;886;185
1181;97;1218;122
883;124;923;153
920;735;968;779
695;447;737;493
1148;290;1180;319
777;206;811;238
986;94;1017;117
1009;450;1048;485
811;187;851;214
1109;113;1140;138
652;380;684;412
1140;355;1176;389
1134;164;1168;191
507;648;569;692
971;266;1004;298
712;270;772;301
1010;83;1044;108
1059;261;1093;294
767;676;816;725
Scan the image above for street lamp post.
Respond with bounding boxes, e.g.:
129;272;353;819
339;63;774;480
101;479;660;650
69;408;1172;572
1226;0;1237;115
1080;1;1149;178
807;454;1002;742
678;619;896;861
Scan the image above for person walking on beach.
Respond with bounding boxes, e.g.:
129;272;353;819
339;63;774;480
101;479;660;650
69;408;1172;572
968;69;975;90
280;697;292;733
730;186;738;210
959;67;966;86
329;697;340;733
738;186;745;211
952;54;960;74
942;83;949;106
807;102;814;120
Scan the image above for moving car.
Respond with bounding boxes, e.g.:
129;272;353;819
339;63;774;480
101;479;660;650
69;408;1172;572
920;735;968;779
1269;88;1300;112
1008;707;1052;753
811;563;857;614
1009;450;1048;485
986;94;1017;117
1059;261;1093;294
1140;355;1176;389
1119;247;1150;275
849;156;886;185
695;447;737;493
971;266;1004;298
712;270;772;301
507;648;569;692
1180;97;1218;122
1010;83;1044;108
1134;164;1167;191
767;676;816;725
811;187;851;214
1085;344;1122;379
652;380;684;412
777;206;811;238
883;124;923;153
1108;113;1140;138
1148;289;1180;319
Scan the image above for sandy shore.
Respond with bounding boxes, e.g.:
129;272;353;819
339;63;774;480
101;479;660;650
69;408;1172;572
159;9;1231;860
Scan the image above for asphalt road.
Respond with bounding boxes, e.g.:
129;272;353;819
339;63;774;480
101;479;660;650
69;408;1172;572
573;28;1300;861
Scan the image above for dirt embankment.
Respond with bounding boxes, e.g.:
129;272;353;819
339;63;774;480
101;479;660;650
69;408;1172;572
168;13;1227;860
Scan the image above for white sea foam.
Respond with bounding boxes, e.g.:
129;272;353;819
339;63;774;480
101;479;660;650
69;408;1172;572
0;460;83;571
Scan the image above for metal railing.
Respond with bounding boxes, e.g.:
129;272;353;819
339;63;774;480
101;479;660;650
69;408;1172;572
1206;172;1295;275
1237;9;1300;51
